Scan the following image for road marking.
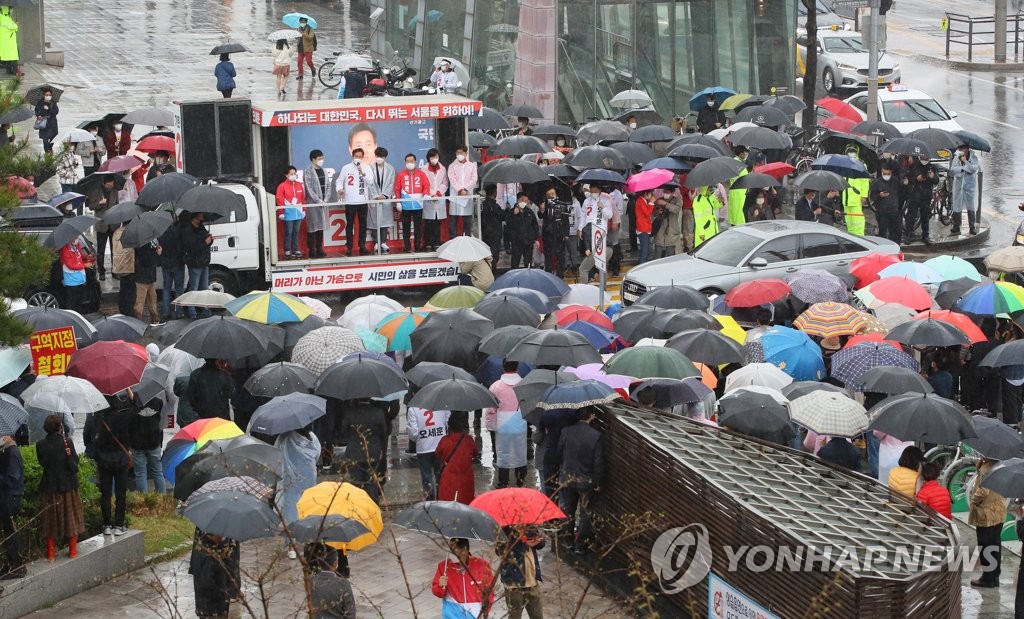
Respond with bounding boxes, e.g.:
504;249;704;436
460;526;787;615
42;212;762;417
954;109;1022;129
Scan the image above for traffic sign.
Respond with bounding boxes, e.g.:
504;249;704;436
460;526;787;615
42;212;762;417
592;218;607;273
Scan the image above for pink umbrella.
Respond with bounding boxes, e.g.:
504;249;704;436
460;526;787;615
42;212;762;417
625;168;675;193
564;363;636;395
99;154;146;173
298;296;332;320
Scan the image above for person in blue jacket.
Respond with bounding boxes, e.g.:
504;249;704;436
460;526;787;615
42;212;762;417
214;54;236;99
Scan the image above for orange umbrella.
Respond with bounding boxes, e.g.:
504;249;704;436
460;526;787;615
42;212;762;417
913;310;986;344
844;332;901;349
692;362;719;389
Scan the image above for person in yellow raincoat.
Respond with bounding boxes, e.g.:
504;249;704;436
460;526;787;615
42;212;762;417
692;185;721;245
0;6;18;76
841;145;869;236
727;145;750;226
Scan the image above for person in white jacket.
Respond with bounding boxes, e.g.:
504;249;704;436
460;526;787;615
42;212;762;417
421;148;449;251
446;144;477;238
338;149;370;256
407;405;451;499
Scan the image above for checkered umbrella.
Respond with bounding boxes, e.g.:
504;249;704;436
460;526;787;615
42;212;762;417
789;392;868;438
793;302;866;339
830;342;919;390
787;269;849;304
291;327;365;375
183;476;274;505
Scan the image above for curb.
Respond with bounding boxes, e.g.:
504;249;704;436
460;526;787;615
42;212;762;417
907;53;1024;71
901;224;991;254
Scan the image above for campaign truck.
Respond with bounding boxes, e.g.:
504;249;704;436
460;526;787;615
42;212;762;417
173;95;483;295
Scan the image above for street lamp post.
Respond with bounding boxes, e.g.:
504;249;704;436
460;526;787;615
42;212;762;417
866;0;880;121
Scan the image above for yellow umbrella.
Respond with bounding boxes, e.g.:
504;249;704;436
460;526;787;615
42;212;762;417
719;93;754;111
296;482;383;552
712;314;746;344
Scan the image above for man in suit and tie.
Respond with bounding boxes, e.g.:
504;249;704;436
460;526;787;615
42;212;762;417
794;188;821;222
303;149;337;258
366;147;397;254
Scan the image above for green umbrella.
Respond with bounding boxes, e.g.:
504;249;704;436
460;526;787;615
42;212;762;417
354;328;388;353
428;285;487;309
602;346;699;380
923;255;984;282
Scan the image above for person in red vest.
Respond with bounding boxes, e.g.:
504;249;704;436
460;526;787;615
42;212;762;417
916;462;952;519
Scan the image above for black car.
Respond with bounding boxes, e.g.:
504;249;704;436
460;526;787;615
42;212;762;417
9;203;101;312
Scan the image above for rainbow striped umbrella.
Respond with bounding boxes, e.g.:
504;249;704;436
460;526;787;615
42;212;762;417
161;418;243;484
226;290;315;324
793;302;867;338
375;307;434;351
955;281;1024;315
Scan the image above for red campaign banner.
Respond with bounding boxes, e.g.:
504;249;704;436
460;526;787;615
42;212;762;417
253;100;483;127
30;326;78;376
271;259;460;294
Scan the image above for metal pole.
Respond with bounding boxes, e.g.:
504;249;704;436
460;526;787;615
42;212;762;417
996;0;1008;62
866;0;880;122
599;269;606;312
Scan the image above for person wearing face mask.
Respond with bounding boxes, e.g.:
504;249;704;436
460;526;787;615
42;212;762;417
515;117;532;136
366;146;397;253
950;143;980;236
394;153;430;252
902;155;939;245
103;121;131;159
431;537;494;618
506;192;540;269
447;145;477;238
338;148;370;256
75;123;105;176
634;189;654;264
0;6;18;77
840;146;869;236
146;150;174;182
577;186;613;281
276;165;306;259
303;149;336;259
539;186;571;277
421;148;449;251
870;161;902;243
433;60;460;94
727;146;750;227
691;185;721;245
626;115;638;130
696;94;725;134
34;87;59;154
652;194;681;259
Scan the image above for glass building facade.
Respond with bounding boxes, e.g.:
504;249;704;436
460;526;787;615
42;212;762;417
370;0;796;126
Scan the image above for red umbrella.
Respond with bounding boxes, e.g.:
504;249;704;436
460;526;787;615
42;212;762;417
816;97;862;122
844;332;901;349
724;278;791;308
913;310;986;344
818;116;858;133
136;135;176;154
470;488;566;527
753;162;796;179
850;252;902;289
99;154;146;173
856;277;932;311
66;340;148;395
554;305;614;330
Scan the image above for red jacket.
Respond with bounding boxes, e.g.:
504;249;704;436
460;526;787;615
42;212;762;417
635;196;653;234
917;480;952;519
60;242;87;270
431;557;495;605
275;179;306;206
394;169;430;197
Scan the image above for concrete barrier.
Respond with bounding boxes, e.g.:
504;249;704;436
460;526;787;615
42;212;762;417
0;530;145;618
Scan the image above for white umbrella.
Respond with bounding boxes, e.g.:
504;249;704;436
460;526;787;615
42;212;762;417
725;122;759;133
291;327;365;375
21;375;107;414
707;128;730;140
338;303;395;331
430;56;470;87
609;89;653;109
724;362;793;393
790;391;868;438
55;128;97;144
632;337;668;347
559;284;610;308
541;151;564;161
347;294;403;313
268;29;301;41
156;345;204;378
297;296;332;320
437;236;491;262
333;54;374;72
173;290;237;309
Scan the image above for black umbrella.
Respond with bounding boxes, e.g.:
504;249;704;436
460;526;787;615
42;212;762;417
612;305;666;342
980;340;1024;368
473;296;539;329
544;164;579;179
7;203;62;225
880;137;931;158
908;128;959;158
133;363;171;407
576;120;631;145
733;105;790;128
245;362;317;397
469;107;511;131
609;141;657;165
102;200;143;225
794;170;846;192
282;315;328;348
965;415;1024;460
562;145;630;170
642;157;692;173
955;129;991;153
13;307;95;345
136;172;199;209
198;435;284;474
91;314;148;342
780;381;847;400
209;42;250;55
174;448;283;501
667;143;722;161
468;131;497;148
979;458;1024;498
175;185;243;221
315;357;409;400
478;325;540;357
410;309;493;371
0;105;33;124
479;158;550;184
650;309;721;335
629;125;678;143
576;168;626;184
287;514;372;544
934;277;982;310
394;501;499;541
683;157;745;188
43;215;98;249
635;285;708;310
513;369;579;416
727;126;792;150
506;328;599;367
631;377;711;408
248;392;327;435
406;361;475;387
868;392;976;444
120;211;173;248
666;329;745;365
502;103;543;118
611;107;663;127
532;124;577;139
731;172;782;190
490;135;549;156
175;316;282;361
851;121;901;141
122;106;175;127
886;318;970;348
408;378;498;411
154;319;193;346
764;95;807;116
25;84;64;106
666;134;731;156
717;391;794;441
181;491;278;540
859;365;933;394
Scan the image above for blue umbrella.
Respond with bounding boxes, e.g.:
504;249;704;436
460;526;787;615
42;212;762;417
474;355;531;387
830;342;919;390
576;168;626;184
0;346;31;389
485;287;556;314
630;377;711;407
810;154;870;179
642;157;692;173
688;86;737;112
563;320;622;351
759;326;825;381
282;12;317;29
492;268;571;301
536;379;620;411
47;191;87;213
955;129;991;153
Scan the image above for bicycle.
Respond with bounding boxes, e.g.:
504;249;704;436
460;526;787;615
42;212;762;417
931;171;953;226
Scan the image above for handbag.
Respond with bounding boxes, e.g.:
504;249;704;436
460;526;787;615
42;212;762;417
33;116;47;130
100;417;134;471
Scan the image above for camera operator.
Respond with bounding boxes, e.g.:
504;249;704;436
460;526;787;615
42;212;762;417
539;186;572;277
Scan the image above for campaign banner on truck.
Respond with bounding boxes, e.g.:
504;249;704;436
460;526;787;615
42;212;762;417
30;327;77;376
252;100;482;128
290;117;437;172
271;259;459;294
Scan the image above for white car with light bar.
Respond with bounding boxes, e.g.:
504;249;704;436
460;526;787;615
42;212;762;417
843;85;964;133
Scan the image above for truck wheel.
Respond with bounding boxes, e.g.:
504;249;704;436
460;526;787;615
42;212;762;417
208;268;238;296
823;68;836;95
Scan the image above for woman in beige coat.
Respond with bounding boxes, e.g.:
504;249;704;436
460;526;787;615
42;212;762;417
969;458;1006;588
